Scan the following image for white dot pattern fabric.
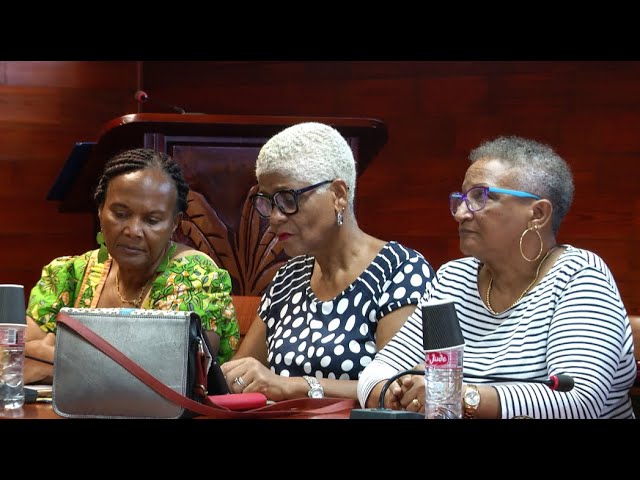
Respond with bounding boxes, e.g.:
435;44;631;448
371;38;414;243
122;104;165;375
259;241;434;379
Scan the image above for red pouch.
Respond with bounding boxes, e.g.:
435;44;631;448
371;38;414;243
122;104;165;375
206;393;267;411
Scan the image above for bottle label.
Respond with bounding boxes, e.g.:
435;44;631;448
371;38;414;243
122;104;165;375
425;349;462;369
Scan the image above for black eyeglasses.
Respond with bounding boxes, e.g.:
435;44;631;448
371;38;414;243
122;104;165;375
250;180;333;218
449;186;540;216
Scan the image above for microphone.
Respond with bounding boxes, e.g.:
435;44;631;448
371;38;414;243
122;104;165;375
134;90;186;114
464;373;575;392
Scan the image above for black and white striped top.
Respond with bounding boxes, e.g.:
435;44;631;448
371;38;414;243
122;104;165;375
357;245;636;418
258;241;434;380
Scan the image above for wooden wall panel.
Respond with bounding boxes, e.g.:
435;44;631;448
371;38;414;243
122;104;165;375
2;60;639;316
0;61;138;297
140;61;640;313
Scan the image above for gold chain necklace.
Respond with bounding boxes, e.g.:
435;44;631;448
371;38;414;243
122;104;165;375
485;246;557;315
115;269;150;308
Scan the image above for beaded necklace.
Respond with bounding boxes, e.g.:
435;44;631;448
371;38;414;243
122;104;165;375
485;246;557;315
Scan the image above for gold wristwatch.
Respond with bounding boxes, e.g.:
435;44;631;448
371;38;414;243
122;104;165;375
463;384;481;419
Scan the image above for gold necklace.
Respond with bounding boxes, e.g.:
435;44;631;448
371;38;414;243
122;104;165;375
115;269;151;308
485;246;557;315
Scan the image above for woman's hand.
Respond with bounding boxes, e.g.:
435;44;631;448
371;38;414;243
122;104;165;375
221;357;290;401
397;373;425;414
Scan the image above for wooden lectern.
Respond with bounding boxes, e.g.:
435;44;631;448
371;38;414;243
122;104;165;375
50;114;387;295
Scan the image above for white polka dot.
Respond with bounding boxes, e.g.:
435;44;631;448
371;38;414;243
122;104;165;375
410;291;421;300
321;333;335;344
379;292;390;305
349;340;361;354
295;354;305;365
422;264;432;277
279;304;288;318
403;263;414;274
292;292;302;304
410;273;423;287
328;317;341;332
336;298;349;315
393;287;407;299
303;362;312;374
316;347;324;357
310;302;317;313
298;341;307;352
311;332;322;342
320;356;332;367
293;306;301;315
360;355;372;367
334;333;345;344
358;323;369;337
369;310;377;322
289;336;298;343
283;315;292;326
341;359;354;372
283;328;292;338
292;316;304;329
309;320;323;330
275;338;284;349
267;317;276;328
280;369;290;376
334;345;345;356
327;372;336;380
361;300;371;317
307;346;315;357
274;353;282;364
339;373;351;380
364;340;376;354
321;302;333;315
353;292;363;307
393;271;405;284
345;315;356;332
284;351;295;366
299;328;310;339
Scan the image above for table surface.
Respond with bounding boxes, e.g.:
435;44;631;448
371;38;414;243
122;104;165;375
2;401;356;419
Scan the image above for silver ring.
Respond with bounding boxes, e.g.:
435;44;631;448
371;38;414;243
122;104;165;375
234;376;247;388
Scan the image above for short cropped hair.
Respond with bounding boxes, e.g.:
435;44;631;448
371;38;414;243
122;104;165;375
256;122;356;209
469;135;574;234
94;148;189;214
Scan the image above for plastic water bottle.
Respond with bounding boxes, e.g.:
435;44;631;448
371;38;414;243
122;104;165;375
421;298;465;419
0;284;26;411
424;345;463;419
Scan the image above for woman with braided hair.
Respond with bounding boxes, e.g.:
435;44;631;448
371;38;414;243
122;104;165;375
24;148;239;384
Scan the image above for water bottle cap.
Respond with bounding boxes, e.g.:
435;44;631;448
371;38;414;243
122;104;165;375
422;298;464;350
0;285;26;326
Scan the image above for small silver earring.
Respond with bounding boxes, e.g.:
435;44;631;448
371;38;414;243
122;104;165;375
336;210;344;226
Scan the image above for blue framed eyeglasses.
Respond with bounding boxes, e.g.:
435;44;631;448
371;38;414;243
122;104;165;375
251;180;333;218
449;186;540;216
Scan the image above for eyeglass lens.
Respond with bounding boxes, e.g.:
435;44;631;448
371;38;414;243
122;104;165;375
450;186;487;215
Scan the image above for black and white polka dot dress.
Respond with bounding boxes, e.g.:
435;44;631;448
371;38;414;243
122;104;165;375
258;241;434;380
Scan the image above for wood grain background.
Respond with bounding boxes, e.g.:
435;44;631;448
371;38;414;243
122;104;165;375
1;61;638;313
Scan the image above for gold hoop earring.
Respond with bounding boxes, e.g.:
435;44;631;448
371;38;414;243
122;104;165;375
519;225;543;262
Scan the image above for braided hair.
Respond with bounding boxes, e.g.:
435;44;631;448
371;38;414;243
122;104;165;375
94;148;189;214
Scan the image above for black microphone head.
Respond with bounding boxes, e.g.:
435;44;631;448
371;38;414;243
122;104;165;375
0;284;26;325
134;90;149;103
551;374;575;392
422;298;464;350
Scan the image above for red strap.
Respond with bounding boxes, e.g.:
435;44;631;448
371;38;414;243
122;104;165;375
56;312;357;419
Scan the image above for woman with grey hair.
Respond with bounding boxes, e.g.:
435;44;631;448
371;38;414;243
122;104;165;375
221;122;435;401
358;135;636;418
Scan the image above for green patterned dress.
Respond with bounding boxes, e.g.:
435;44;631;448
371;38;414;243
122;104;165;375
27;247;240;363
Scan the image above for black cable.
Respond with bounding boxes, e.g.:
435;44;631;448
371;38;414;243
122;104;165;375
25;354;54;366
378;369;423;409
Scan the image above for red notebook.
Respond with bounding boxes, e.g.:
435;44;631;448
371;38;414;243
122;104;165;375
206;392;267;411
